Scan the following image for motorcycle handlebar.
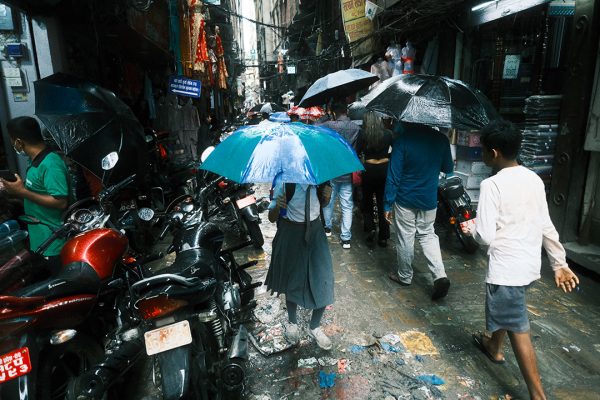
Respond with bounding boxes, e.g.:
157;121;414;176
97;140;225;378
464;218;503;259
35;223;71;255
99;174;137;202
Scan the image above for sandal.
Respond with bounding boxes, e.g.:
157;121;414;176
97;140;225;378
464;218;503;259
472;332;505;364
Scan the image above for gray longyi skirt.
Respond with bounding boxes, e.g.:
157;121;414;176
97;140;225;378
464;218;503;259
265;218;334;309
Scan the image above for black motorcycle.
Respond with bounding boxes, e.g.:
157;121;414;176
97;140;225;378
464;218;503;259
438;175;479;254
70;196;259;400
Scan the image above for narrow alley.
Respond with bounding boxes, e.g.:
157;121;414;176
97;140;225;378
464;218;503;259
239;202;600;400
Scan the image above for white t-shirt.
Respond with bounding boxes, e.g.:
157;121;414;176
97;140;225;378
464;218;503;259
470;166;568;286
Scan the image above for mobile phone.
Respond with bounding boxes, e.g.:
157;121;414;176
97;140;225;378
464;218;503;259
0;170;17;182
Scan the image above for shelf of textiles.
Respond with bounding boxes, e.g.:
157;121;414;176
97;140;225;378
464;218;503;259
519;95;562;192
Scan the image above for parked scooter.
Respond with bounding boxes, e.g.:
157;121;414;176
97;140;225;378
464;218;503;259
437;175;479;253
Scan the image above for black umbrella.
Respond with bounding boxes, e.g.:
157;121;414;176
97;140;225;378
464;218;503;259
34;73;148;184
348;75;404;120
364;74;499;130
298;68;379;107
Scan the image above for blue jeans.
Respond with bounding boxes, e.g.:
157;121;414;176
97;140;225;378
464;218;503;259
323;181;353;241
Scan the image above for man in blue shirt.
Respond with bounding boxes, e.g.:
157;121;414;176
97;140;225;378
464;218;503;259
383;122;453;300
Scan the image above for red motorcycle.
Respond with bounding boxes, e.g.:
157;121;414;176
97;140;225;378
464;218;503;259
0;173;141;400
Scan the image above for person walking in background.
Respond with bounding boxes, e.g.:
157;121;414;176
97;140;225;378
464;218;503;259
383;122;453;300
266;183;334;350
320;102;361;249
462;120;578;400
0;117;70;274
357;111;394;248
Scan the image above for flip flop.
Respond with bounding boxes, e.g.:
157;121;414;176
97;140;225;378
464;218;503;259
472;332;505;364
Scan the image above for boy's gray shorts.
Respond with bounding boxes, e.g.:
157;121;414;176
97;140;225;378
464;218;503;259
485;283;531;333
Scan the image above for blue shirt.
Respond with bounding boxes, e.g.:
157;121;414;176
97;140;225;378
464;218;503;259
268;184;321;222
383;125;453;211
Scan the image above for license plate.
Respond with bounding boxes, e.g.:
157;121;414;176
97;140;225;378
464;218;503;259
0;347;32;383
144;320;193;356
459;218;476;231
236;195;256;209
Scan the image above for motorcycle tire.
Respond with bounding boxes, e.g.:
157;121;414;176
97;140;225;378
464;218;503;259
245;220;264;249
38;334;104;400
190;323;220;400
454;225;479;254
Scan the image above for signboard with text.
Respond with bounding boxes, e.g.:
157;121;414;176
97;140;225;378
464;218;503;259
341;0;374;43
169;76;202;98
340;0;375;65
503;55;521;79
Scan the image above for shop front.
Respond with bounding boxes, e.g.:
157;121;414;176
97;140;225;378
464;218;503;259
463;0;600;271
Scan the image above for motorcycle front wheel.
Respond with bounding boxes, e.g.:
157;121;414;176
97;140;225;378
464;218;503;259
38;334;104;400
245;220;264;249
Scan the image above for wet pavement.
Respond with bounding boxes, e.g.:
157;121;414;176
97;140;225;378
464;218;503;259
235;191;600;400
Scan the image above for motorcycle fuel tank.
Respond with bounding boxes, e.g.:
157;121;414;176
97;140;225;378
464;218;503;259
61;229;128;280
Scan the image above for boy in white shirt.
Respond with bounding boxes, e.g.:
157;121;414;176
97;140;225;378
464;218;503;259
462;120;579;400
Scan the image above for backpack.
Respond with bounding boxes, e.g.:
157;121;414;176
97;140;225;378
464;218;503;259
284;182;332;208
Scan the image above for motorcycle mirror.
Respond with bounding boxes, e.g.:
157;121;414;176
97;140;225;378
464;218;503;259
200;146;215;163
19;215;41;225
101;152;119;170
138;207;155;222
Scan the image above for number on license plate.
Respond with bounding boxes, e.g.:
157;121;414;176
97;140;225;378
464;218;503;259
0;347;32;383
235;195;256;209
144;320;193;356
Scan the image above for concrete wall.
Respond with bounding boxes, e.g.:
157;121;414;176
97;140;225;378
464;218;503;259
0;8;63;176
1;11;38;176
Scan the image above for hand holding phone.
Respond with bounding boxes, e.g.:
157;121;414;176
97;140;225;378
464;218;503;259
0;170;17;182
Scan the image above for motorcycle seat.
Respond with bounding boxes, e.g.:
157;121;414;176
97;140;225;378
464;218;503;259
11;261;101;301
132;275;217;304
443;184;465;200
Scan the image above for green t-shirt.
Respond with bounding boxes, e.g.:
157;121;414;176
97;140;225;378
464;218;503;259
24;149;69;256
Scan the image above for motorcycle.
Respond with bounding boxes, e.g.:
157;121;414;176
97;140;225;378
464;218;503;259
145;128;198;211
0;154;149;400
71;194;260;400
437;175;479;254
198;147;270;249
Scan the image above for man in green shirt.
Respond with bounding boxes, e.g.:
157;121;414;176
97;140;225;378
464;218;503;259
0;117;69;272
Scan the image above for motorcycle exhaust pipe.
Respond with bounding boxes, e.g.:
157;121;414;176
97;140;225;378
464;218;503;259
222;325;248;392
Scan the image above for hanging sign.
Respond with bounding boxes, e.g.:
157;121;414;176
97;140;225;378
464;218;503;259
169;75;202;98
340;0;375;66
502;55;521;79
